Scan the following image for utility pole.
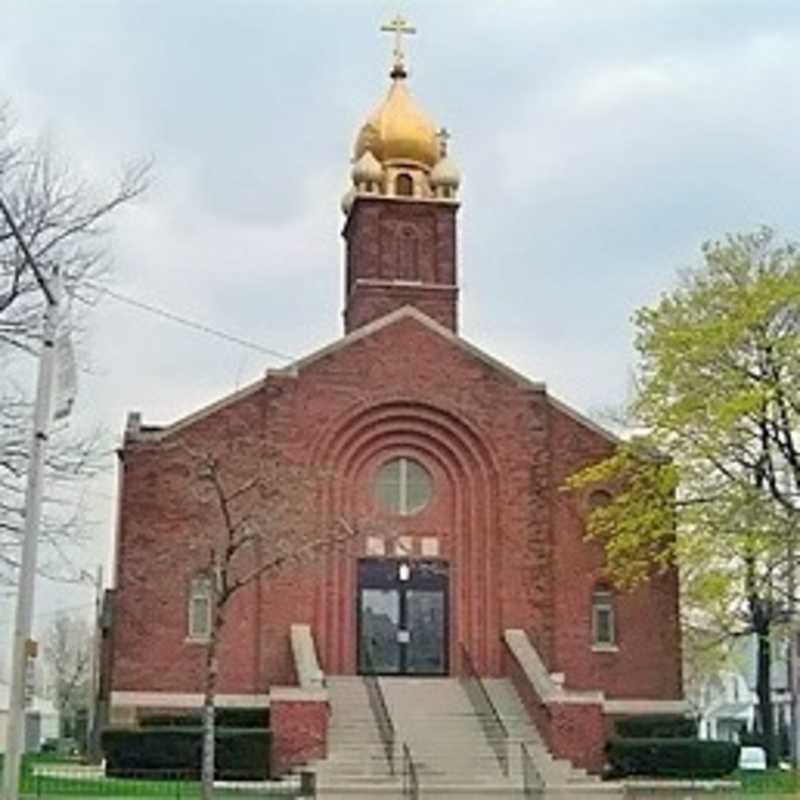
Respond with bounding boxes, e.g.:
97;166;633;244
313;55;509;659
86;564;103;762
0;196;60;800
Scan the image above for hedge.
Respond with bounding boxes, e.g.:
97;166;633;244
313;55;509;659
615;714;697;739
102;727;271;780
139;708;269;729
606;738;739;779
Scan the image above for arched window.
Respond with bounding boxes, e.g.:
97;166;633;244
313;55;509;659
591;588;615;647
395;173;414;197
188;576;212;640
397;227;419;280
587;489;612;510
375;457;433;516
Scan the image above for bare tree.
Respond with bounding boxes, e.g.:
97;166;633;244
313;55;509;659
0;101;149;584
43;612;92;740
186;451;359;800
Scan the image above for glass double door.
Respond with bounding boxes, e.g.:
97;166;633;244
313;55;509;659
358;558;449;676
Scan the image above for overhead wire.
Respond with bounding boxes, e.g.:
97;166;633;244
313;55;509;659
79;282;296;362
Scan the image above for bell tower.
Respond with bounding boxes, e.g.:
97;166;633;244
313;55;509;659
341;16;462;334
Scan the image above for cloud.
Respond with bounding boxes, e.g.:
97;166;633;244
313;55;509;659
1;0;799;622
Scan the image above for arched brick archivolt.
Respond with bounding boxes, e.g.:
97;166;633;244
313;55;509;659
307;399;502;675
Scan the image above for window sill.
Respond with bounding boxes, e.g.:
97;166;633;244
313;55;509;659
185;636;210;645
591;643;619;653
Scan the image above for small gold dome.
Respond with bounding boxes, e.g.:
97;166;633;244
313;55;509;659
354;77;439;168
352;150;383;184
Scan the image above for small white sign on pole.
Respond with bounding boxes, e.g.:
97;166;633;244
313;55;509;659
53;331;77;421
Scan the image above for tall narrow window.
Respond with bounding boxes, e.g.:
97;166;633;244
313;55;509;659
591;589;615;647
188;576;212;640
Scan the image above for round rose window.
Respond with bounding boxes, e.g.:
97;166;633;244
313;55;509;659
375;457;433;516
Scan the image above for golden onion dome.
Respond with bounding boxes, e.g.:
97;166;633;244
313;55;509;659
354;76;439;168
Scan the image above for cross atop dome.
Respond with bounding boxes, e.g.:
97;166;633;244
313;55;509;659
381;13;416;78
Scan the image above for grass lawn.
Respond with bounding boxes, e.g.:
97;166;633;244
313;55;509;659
733;768;800;794
1;756;300;798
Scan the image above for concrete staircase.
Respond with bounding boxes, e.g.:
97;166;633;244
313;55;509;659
311;676;401;797
483;679;620;797
381;677;517;798
311;675;622;799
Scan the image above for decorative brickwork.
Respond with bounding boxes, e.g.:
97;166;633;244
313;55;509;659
343;197;458;332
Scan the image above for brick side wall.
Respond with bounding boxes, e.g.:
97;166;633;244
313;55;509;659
548;410;683;699
503;643;605;774
270;700;329;775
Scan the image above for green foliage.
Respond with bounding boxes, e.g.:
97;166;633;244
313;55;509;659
568;226;800;620
606;737;740;779
102;727;271;780
614;714;697;739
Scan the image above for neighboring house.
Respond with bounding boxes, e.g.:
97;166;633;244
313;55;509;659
689;635;792;754
0;679;60;753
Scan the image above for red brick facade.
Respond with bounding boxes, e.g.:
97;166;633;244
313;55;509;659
108;175;682;775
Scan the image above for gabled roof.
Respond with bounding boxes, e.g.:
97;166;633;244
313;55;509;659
126;305;620;446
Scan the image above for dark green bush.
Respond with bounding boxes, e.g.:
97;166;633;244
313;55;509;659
102;727;270;780
615;714;697;739
139;713;201;728
216;708;269;729
139;708;269;729
606;738;739;779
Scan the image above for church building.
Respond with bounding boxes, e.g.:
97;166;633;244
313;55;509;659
106;20;684;788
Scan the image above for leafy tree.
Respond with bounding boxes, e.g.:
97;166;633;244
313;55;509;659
0;102;149;583
568;227;800;763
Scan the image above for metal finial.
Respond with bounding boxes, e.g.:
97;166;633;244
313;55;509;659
381;13;416;78
437;127;451;158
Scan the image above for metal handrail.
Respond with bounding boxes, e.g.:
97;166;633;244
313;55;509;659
460;642;510;776
402;742;420;800
521;742;545;797
363;646;396;775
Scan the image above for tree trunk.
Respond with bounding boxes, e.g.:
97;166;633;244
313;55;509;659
755;618;776;766
201;625;219;800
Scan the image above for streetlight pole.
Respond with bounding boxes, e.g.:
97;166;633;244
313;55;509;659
0;194;61;800
86;564;103;763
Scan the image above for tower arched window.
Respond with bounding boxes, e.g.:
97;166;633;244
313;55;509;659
591;587;616;648
395;173;414;197
398;228;419;281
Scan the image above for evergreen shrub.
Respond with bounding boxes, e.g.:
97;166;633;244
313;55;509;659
102;727;270;779
614;714;697;739
606;738;739;779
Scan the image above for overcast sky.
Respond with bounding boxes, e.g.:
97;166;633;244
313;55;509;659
1;0;799;645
